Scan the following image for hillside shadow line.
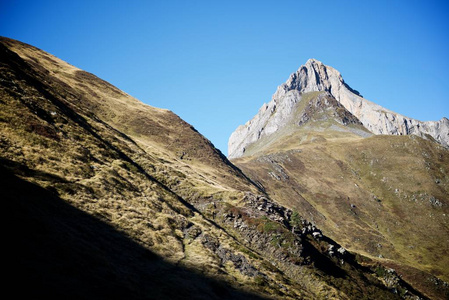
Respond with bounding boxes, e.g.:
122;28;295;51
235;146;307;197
2;165;266;300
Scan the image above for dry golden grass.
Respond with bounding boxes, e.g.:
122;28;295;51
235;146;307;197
234;114;449;298
2;37;323;299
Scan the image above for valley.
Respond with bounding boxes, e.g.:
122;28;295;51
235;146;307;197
1;37;448;299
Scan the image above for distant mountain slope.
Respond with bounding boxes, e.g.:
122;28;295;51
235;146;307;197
230;88;449;299
229;59;448;159
1;37;422;299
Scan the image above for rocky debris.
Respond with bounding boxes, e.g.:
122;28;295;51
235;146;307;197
216;246;259;277
370;265;438;299
183;223;202;240
383;268;400;289
201;233;220;250
409;192;446;208
241;193;332;242
220;194;305;265
242;193;290;224
196;193;415;297
201;234;259;277
223;193;354;267
228;58;449;158
337;247;346;255
325;242;347;261
429;196;443;207
256;155;290;181
312;231;322;239
300;221;322;237
427;276;449;288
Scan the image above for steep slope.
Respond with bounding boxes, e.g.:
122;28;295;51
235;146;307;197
3;165;265;300
230;89;449;298
0;37;420;299
229;59;448;159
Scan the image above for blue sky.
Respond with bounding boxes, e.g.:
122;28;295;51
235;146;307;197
1;0;448;155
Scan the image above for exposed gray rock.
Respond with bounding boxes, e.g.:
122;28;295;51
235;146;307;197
201;234;259;277
429;196;443;207
337;247;346;255
228;58;449;158
184;224;202;240
312;231;322;239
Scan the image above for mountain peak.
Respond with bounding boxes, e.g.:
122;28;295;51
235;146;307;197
229;59;449;158
272;58;343;102
305;58;322;65
303;58;332;75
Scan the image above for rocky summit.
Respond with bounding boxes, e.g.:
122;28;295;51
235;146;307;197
228;59;449;159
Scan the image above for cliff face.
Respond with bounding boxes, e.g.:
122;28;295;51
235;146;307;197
229;59;448;158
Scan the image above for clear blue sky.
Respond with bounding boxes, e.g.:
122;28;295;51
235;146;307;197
1;0;448;155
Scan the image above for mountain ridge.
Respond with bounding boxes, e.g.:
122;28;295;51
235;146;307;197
228;58;448;158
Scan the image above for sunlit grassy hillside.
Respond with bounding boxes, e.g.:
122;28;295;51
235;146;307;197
233;92;449;299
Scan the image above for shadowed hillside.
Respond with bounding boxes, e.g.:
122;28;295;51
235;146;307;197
3;163;266;299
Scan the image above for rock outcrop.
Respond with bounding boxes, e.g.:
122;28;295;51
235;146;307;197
228;58;449;158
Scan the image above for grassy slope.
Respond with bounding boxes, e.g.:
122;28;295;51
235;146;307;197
0;37;284;298
3;164;267;300
1;37;252;195
233;94;449;299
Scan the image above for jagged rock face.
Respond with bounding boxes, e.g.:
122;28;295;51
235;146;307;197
228;58;449;158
